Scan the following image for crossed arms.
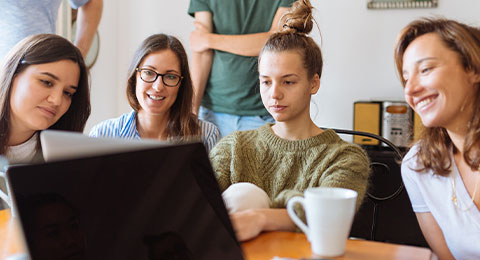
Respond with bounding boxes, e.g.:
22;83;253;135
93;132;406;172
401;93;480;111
189;7;289;114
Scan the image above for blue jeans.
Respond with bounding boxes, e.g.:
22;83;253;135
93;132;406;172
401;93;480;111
199;106;274;138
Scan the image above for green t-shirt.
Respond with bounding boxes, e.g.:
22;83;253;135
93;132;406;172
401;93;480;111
188;0;294;116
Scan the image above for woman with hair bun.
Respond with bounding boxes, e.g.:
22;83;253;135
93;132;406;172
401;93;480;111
209;0;370;241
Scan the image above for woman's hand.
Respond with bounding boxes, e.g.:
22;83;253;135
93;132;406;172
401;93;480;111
229;209;267;242
229;208;297;242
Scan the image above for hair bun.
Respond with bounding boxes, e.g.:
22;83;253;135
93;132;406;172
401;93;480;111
282;0;314;35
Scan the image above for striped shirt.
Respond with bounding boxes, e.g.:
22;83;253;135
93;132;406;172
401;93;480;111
89;111;220;152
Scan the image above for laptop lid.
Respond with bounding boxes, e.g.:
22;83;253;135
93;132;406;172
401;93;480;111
0;130;168;209
7;143;244;260
40;130;168;162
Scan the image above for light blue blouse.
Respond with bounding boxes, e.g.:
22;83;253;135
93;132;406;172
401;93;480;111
89;111;220;152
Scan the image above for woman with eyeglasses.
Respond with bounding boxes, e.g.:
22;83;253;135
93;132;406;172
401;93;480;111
90;34;220;151
0;34;90;164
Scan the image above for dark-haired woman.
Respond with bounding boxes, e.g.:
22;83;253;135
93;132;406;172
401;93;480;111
209;0;370;241
89;34;220;152
0;34;90;164
395;18;480;259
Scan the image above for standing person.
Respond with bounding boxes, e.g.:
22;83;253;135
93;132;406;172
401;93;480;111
395;18;480;259
89;34;220;152
0;0;103;61
188;0;294;137
209;0;370;242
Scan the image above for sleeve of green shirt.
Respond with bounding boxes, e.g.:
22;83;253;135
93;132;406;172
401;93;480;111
188;0;211;17
280;0;295;7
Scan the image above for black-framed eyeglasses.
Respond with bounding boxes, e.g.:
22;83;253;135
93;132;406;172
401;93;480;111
136;68;183;87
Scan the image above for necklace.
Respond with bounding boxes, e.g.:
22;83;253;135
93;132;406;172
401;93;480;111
451;169;479;211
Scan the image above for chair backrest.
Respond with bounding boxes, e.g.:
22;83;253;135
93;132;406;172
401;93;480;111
329;128;428;247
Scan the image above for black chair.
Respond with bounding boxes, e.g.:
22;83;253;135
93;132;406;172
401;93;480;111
327;128;428;248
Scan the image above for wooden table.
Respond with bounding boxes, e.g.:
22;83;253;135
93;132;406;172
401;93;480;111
242;231;432;260
1;209;431;260
0;209;25;259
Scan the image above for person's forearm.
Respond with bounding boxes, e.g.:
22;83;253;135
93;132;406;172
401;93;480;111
206;32;273;57
190;51;213;114
416;213;455;260
75;0;103;57
203;6;289;57
259;208;297;232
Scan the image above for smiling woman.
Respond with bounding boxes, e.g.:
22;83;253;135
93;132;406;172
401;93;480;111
394;17;480;259
0;34;90;164
89;34;220;152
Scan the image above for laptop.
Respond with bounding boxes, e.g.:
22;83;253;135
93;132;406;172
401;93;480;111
40;130;169;162
6;134;244;259
0;130;169;209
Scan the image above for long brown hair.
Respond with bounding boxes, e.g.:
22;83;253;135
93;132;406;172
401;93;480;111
126;34;200;140
0;34;91;155
394;17;480;175
259;0;322;80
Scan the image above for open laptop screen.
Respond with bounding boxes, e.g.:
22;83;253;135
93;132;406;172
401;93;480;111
7;143;244;260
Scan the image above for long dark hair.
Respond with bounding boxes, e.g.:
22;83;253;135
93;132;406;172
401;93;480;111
0;34;91;154
394;17;480;175
126;34;200;139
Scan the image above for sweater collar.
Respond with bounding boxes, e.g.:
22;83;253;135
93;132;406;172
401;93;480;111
258;123;341;151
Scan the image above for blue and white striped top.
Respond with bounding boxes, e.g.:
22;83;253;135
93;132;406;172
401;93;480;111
89;111;220;152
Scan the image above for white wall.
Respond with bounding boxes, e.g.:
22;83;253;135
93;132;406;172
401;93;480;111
86;0;480;133
310;0;480;130
86;0;118;132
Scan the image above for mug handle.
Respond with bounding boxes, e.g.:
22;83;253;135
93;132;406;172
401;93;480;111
286;196;309;236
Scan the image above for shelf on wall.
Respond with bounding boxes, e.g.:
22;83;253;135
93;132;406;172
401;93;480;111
367;0;438;9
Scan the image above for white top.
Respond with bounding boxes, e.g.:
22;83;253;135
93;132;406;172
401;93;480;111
5;133;39;165
402;144;480;259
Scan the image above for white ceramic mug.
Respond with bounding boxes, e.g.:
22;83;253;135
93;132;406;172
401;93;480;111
286;187;357;257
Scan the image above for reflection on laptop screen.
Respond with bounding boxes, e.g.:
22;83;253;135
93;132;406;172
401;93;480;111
7;143;244;260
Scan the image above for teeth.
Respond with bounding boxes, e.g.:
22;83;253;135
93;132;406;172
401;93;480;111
148;94;165;101
416;97;434;109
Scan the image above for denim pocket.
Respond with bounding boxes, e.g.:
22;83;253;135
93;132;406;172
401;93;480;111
259;115;274;123
199;106;214;121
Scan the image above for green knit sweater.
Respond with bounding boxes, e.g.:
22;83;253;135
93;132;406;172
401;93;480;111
210;124;371;211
